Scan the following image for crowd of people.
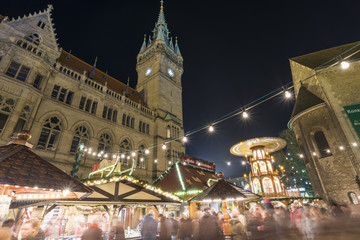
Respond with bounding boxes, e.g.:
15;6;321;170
1;201;360;240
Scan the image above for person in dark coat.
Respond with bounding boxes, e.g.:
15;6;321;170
158;214;171;240
167;213;178;240
81;224;103;240
246;211;263;240
178;214;192;240
262;211;276;240
109;220;125;240
140;211;158;240
199;208;222;240
229;211;248;240
20;219;45;240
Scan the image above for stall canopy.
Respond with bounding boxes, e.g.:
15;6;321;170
50;175;182;206
0;131;93;208
189;177;260;203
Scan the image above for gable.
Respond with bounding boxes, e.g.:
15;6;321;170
6;5;59;51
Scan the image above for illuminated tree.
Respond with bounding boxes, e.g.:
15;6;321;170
272;129;313;195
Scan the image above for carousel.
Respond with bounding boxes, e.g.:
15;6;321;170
230;137;289;198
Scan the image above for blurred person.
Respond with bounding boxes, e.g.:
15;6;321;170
289;205;301;234
0;227;11;240
158;214;171;240
191;211;202;240
20;219;45;240
217;212;224;229
229;211;248;240
246;206;263;240
109;220;124;240
273;207;290;240
199;207;222;240
81;223;102;240
140;210;158;240
167;213;178;240
1;219;14;229
178;213;192;240
238;210;247;229
262;211;276;240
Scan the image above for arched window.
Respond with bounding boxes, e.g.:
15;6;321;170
253;179;261;194
126;116;130;127
25;33;40;45
137;145;147;169
273;177;282;193
70;126;89;153
314;131;332;158
262;178;274;194
146;124;149;134
0;95;16;133
348;192;359;204
122;114;126;125
37;117;62;151
119;139;132;165
166;126;171;139
131;118;135;129
98;133;112;153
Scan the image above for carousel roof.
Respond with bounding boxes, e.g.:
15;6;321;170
230;137;286;156
189;179;260;203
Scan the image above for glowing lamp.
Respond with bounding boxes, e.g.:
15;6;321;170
209;126;214;132
341;61;350;69
242;111;248;118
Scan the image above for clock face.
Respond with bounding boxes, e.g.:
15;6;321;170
145;68;152;76
168;68;174;78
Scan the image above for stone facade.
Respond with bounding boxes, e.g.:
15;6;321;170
0;4;185;181
289;42;360;204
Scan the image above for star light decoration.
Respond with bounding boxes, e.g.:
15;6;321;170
83;175;182;202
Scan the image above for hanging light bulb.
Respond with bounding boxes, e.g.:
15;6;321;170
104;154;108;158
140;158;144;162
154;159;158;163
339;146;344;150
352;142;358;147
227;162;231;166
131;152;136;157
113;154;117;159
299;154;304;158
145;149;150;155
182;136;188;142
92;152;96;156
208;126;214;132
242;111;248;118
284;90;292;99
341;61;350;69
242;161;246;165
162;144;167;150
121;154;125;158
97;153;101;157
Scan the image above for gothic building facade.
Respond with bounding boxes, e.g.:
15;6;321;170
0;3;185;181
289;42;360;204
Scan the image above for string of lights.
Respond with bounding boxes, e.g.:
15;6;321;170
81;44;360;162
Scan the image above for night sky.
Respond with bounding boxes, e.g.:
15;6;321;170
3;0;360;177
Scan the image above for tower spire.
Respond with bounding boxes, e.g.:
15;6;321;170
153;0;169;42
175;37;182;56
89;57;97;79
139;34;147;53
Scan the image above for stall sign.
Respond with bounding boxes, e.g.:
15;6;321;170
180;156;215;172
0;195;11;215
344;104;360;139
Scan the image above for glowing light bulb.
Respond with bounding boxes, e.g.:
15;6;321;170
182;136;188;142
154;159;158;163
352;142;358;147
131;152;136;157
145;149;150;155
62;189;70;196
326;149;331;153
162;144;167;150
242;161;246;165
312;152;316;156
92;152;96;156
168;161;171;165
121;154;125;158
97;153;101;157
341;61;350;69
242;111;248;118
104;154;108;158
227;162;231;166
285;90;292;98
209;126;214;132
339;146;344;150
140;158;144;162
113;154;117;159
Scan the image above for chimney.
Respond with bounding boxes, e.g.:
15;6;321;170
8;130;33;148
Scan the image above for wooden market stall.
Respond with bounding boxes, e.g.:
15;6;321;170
0;131;93;234
188;173;260;235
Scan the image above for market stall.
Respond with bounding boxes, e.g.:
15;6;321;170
29;174;182;239
0;131;93;235
188;172;260;235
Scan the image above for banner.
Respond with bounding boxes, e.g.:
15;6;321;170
344;104;360;139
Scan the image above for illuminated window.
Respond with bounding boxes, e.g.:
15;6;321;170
119;139;132;165
98;133;112;153
70;126;89;153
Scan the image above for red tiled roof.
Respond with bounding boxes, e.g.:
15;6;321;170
57;50;146;105
0;144;92;194
154;163;218;193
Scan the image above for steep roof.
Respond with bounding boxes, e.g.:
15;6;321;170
57;50;146;106
0;144;92;194
291;41;360;69
290;86;325;119
153;162;217;193
189;179;260;202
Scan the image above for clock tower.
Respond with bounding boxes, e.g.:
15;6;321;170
136;1;185;177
